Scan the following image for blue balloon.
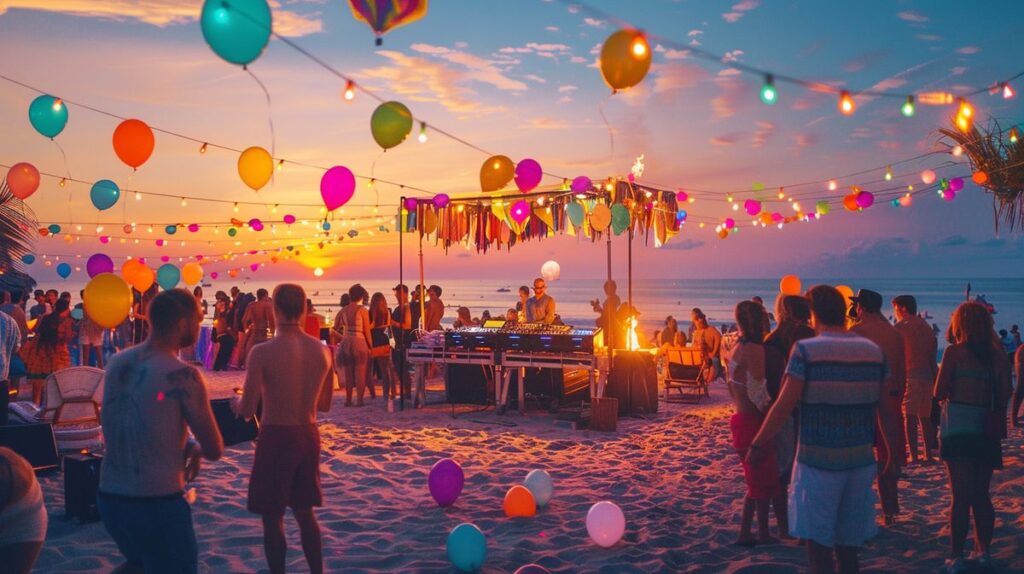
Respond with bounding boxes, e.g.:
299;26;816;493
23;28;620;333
47;224;61;235
56;262;72;279
28;95;68;138
90;179;121;211
200;0;272;66
322;221;331;231
446;523;486;572
156;263;180;290
21;254;36;264
165;225;178;235
71;308;84;321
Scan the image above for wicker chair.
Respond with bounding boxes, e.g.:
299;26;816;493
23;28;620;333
662;346;710;403
10;367;105;452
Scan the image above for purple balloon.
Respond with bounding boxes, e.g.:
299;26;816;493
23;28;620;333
433;193;450;208
321;166;356;211
515;159;543;192
949;177;964;192
428;458;464;507
249;218;264;232
515;566;552;574
570;176;592;194
86;253;114;278
855;191;874;208
404;197;419;211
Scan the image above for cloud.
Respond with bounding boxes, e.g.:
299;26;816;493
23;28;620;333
842;50;888;73
664;49;690;60
955;46;981;55
409;44;528;91
0;0;322;36
455;41;469;49
897;10;929;23
976;238;1006;248
557;85;578;93
722;0;759;23
717;68;741;77
951;66;968;76
752;121;775;148
796;133;819;147
525;74;547;84
722;50;744;63
938;235;969;247
710;133;742;146
651;63;710;94
557;95;573;104
916;33;942;41
661;238;705;251
688;30;704;38
583;17;606;28
545;25;559;32
524;117;570;130
570;56;587;64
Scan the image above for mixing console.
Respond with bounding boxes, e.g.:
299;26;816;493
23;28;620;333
445;322;598;353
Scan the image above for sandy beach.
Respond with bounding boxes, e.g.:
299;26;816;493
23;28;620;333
27;370;1023;574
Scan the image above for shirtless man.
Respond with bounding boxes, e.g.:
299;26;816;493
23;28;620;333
233;284;334;574
98;289;224;574
241;289;275;368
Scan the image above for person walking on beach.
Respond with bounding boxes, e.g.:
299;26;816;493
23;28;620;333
850;289;906;525
233;284;334;574
369;292;398;401
892;295;938;463
748;285;897;574
934;302;1012;573
241;289;275;369
1013;346;1024;427
336;284;372;406
98;289;224;574
727;301;779;546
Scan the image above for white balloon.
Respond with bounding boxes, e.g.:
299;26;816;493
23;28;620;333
523;469;554;508
540;260;560;282
586;501;625;548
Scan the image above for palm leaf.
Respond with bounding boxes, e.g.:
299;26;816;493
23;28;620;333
0;179;39;292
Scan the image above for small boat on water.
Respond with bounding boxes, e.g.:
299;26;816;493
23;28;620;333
497;287;511;293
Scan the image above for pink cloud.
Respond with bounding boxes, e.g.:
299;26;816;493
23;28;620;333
710;133;742;146
796;133;819;147
410;44;528;91
722;0;759;23
752;121;775;148
524;117;570;130
652;63;711;94
358;50;506;115
955;46;981;55
897;10;929;23
583;17;606;28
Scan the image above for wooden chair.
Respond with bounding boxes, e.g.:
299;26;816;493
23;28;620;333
662;346;709;403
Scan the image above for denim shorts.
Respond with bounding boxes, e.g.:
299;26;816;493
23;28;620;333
97;491;197;574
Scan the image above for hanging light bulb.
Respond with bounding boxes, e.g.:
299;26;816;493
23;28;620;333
828;180;837;191
885;165;893;181
233;202;240;213
777;187;785;200
181;197;187;207
1002;82;1016;99
276;159;284;171
272;204;278;213
630;34;649;58
58;178;66;188
958;98;974;119
759;74;777;105
838;90;855;115
135;191;142;200
901;95;915;117
1010;127;1019;144
343;80;356;101
418;121;428;143
52;98;63;111
199;142;208;154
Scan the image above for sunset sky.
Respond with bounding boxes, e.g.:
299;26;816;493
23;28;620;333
2;0;1022;283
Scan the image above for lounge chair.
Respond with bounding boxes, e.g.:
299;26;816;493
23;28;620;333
8;367;105;452
662;346;709;403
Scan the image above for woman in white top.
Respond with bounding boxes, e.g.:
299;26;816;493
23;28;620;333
335;284;373;407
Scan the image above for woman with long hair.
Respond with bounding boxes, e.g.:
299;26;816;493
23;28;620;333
452;306;476;329
19;299;73;404
335;285;372;406
727;300;778;546
211;291;235;371
368;292;399;401
935;302;1012;572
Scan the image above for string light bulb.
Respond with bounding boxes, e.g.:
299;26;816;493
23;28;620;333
233;202;239;213
1002;82;1015;99
777;187;785;200
630;34;648;58
199;142;208;154
180;197;187;207
276;159;284;171
135;192;142;200
828;180;837;191
52;98;63;111
343;80;356;101
958;98;974;120
838;91;855;115
884;165;893;181
58;178;66;188
1010;127;1019;144
418;121;428;143
759;74;777;105
901;95;915;117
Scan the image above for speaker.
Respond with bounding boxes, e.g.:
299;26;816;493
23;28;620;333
445;363;493;405
0;423;59;472
606;351;659;415
210;398;260;447
64;452;103;522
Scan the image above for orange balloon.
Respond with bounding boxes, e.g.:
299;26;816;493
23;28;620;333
836;284;854;303
972;171;988;185
600;29;652;93
112;119;155;169
780;275;802;295
131;265;155;292
480;155;515;192
717;229;729;239
842;193;859;212
121;259;140;282
6;162;40;200
503;485;536;518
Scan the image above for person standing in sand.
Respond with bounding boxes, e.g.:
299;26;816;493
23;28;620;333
424;285;445;331
336;284;373;406
98;289;224;574
892;295;938;463
240;289;275;370
233;283;334;574
749;285;897;574
1013;345;1024;427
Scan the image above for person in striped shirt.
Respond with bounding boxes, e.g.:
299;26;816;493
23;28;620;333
748;285;899;574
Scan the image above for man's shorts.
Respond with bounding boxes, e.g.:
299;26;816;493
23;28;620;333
788;462;878;547
247;424;322;515
98;491;197;574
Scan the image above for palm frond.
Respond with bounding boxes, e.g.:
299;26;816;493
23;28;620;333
0;179;39;291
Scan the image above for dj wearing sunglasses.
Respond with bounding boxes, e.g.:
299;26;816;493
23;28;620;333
525;278;556;324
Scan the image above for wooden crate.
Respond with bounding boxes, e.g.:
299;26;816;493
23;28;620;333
589;396;618;432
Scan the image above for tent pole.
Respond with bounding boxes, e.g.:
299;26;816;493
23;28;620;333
398;198;405;412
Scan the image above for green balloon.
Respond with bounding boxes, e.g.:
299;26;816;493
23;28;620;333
200;0;271;66
611;203;630;236
567;202;585;227
228;227;237;237
29;95;68;138
370;101;413;149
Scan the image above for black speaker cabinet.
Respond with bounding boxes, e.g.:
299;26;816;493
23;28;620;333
64;452;103;522
607;351;659;415
0;423;59;472
445;363;493;405
210;398;260;447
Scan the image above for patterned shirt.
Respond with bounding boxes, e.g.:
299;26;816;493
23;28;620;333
786;331;886;471
0;312;21;380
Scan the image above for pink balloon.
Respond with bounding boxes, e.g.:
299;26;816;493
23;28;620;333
283;214;296;225
855;191;874;208
6;162;40;200
99;236;110;244
514;159;543;192
188;223;200;232
511;200;531;223
161;255;170;263
250;263;259;272
248;218;264;231
724;218;735;229
404;197;419;211
210;272;219;279
570;176;592;194
743;199;761;216
321;166;356;211
949;177;964;192
943;189;956;201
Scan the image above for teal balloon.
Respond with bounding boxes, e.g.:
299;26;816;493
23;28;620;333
322;222;331;231
200;0;271;66
28;95;68;138
228;227;237;237
165;225;178;235
56;262;72;279
71;308;84;320
90;179;121;211
566;202;585;227
156;264;181;290
446;523;486;572
47;224;61;235
611;203;630;236
21;254;36;264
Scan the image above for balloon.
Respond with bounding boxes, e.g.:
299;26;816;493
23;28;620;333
446;523;486;573
83;273;132;328
949;177;964;192
972;171;988;185
248;218;264;232
6;162;40;200
815;201;830;216
283;214;296;225
920;170;936;185
540;261;560;283
676;209;688;222
182;262;204;286
514;566;552;574
523;470;554;508
571;176;592;194
610;204;630;235
228;228;237;237
842;193;859;212
21;254;36;265
600;30;652;92
321;166;356;211
200;0;271;66
131;265;155;292
718;229;729;239
428;459;464;507
210;272;219;280
404;197;419;212
56;262;72;279
121;259;140;282
348;0;427;46
188;224;200;233
510;200;531;224
743;199;762;216
514;159;543;192
28;95;68;138
433;193;450;209
855;191;874;208
836;285;854;303
590;204;612;231
156;264;180;290
943;189;956;201
480;155;515;192
112;119;155;169
71;308;84;320
503;485;537;518
780;275;802;295
899;195;913;207
370;101;413;150
90;179;121;211
48;224;61;235
86;253;115;278
165;225;178;235
566;202;585;227
238;146;273;191
586;501;626;548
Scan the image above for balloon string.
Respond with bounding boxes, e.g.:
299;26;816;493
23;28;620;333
52;139;73;225
245;67;276;176
370;150;385;208
598;95;615;162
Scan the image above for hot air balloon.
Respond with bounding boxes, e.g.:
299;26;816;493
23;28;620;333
348;0;427;46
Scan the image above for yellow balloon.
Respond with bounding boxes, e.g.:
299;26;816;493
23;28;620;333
480;155;515;192
600;29;652;93
182;262;204;286
238;146;273;191
84;273;133;328
131;265;155;292
780;275;802;295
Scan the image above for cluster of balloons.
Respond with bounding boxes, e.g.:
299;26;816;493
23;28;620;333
122;259;155;292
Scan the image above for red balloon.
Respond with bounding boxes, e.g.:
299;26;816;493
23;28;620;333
112;119;155;169
6;162;40;200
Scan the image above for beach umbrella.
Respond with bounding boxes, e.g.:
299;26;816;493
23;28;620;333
348;0;428;46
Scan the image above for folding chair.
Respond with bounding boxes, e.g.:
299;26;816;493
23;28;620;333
662;346;709;403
